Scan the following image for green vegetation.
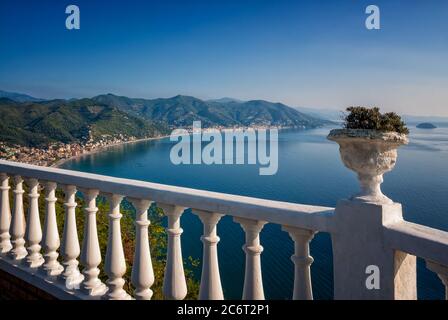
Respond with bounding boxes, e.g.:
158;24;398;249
0;98;168;147
17;187;200;299
343;106;409;135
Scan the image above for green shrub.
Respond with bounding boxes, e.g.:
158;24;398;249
343;106;409;134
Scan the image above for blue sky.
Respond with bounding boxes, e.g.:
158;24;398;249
0;0;447;116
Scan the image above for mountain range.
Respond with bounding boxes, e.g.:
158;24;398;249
0;90;331;147
0;90;45;103
91;93;327;128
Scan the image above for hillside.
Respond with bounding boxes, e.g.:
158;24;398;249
0;98;167;147
216;100;325;127
92;94;329;128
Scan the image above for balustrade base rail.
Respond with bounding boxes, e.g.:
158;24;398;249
0;258;82;300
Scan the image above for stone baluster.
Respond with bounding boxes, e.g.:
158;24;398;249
40;181;63;279
234;217;267;300
426;260;448;300
80;189;107;296
60;185;84;289
130;198;154;300
24;178;44;268
193;209;224;300
9;176;27;260
0;173;12;254
158;203;187;300
282;226;316;300
104;194;131;300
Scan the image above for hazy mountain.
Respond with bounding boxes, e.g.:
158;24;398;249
0;90;45;103
221;100;328;127
0;98;167;147
92;94;330;128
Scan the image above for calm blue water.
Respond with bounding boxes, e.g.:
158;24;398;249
60;125;448;300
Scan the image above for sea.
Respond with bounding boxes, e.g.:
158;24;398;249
59;124;448;300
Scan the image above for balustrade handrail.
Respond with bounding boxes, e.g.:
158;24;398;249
384;221;448;266
0;160;334;231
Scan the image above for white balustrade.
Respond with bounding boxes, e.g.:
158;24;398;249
130;198;154;300
24;178;44;268
40;181;63;278
159;203;187;300
79;188;107;296
426;260;448;300
194;210;224;300
60;185;84;289
9;175;27;260
234;217;267;300
0;173;12;254
1;159;448;301
104;194;131;300
282;226;315;300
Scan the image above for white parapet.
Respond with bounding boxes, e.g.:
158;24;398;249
0;158;447;300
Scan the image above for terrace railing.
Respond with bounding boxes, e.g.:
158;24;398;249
0;158;447;300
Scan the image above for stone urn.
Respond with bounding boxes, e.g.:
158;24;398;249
327;129;408;204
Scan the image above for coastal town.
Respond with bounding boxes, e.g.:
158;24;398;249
0;123;300;167
0;134;144;167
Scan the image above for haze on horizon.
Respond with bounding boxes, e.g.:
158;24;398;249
0;0;447;117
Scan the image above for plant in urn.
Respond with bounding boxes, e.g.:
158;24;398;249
328;107;409;204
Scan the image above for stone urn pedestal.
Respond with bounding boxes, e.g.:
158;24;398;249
327;129;409;205
327;129;416;300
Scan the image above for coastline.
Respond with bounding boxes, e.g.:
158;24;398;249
52;135;170;168
51;124;331;168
